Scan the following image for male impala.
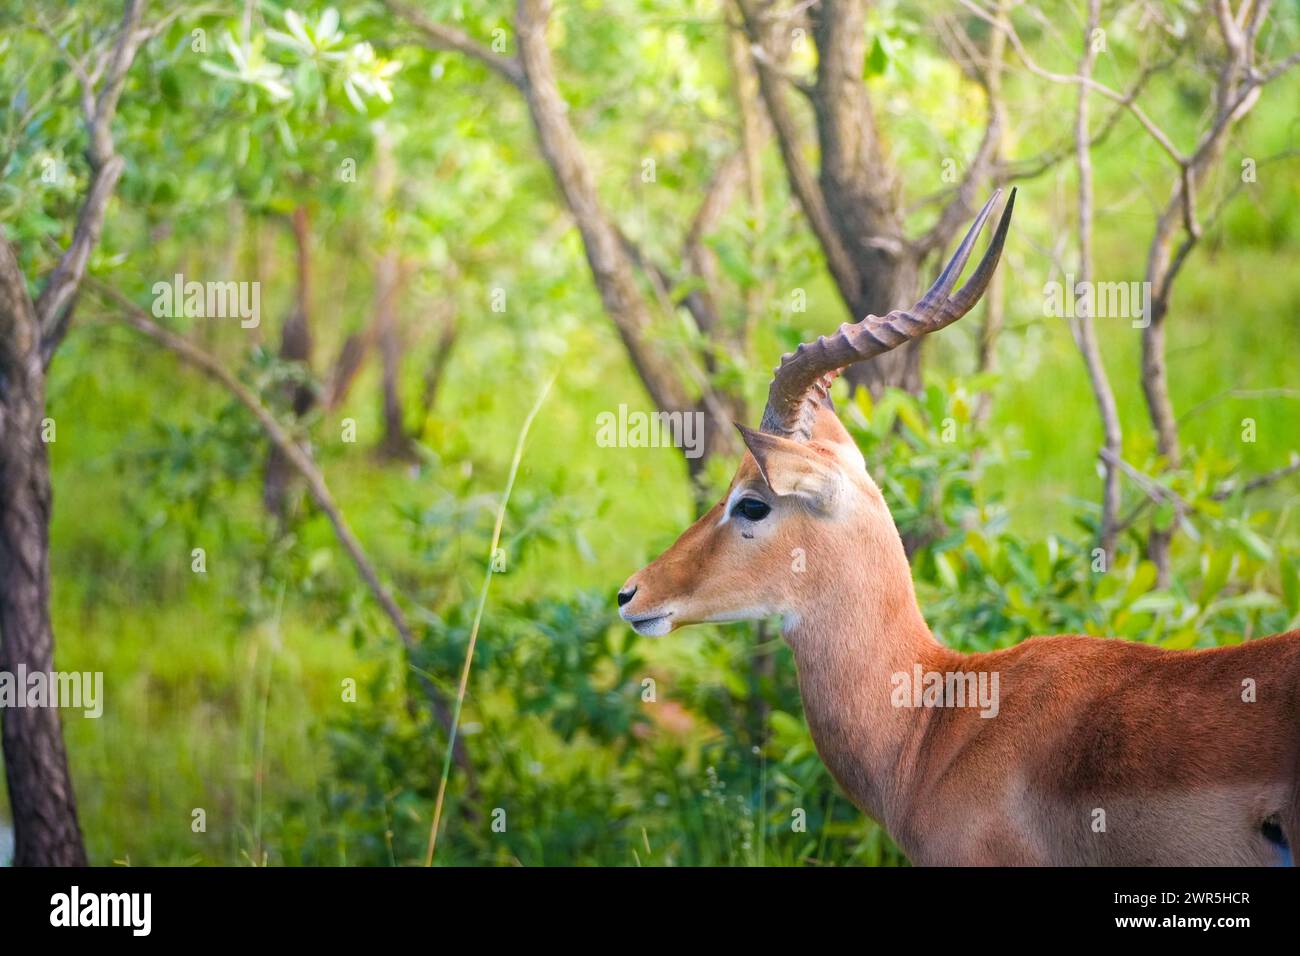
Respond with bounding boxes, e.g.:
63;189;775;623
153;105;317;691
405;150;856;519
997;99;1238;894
617;190;1300;866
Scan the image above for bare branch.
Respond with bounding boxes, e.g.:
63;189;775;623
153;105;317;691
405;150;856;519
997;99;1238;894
35;0;148;363
1213;454;1300;501
1114;451;1300;535
985;47;1177;184
92;281;405;638
736;0;861;301
89;278;472;774
1178;385;1300;425
617;147;748;345
1070;0;1123;564
1100;447;1196;516
1140;0;1287;476
417;301;460;424
385;1;740;468
617;222;744;460
514;0;696;424
383;0;525;89
682;150;748;341
747;42;814;98
915;5;1008;257
727;3;767;227
959;0;1187;166
30;18;97;125
1252;49;1300;85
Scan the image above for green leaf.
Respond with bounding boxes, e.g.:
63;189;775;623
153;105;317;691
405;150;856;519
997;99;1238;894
1205;591;1281;616
1129;593;1177;615
894;398;929;440
1282;555;1300;616
864;35;890;77
1231;524;1273;563
1200;547;1234;606
1120;561;1158;607
854;386;874;421
933;551;958;590
721;668;748;699
769;710;804;743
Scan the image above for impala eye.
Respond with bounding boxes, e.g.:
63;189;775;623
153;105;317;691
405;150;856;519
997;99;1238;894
732;497;771;521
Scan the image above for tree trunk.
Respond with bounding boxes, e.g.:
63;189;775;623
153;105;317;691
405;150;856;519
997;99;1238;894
0;0;142;866
417;304;459;430
515;0;695;426
0;379;87;866
263;206;317;518
745;0;924;396
369;128;414;460
841;257;923;396
804;0;918;395
375;251;414;460
391;0;739;475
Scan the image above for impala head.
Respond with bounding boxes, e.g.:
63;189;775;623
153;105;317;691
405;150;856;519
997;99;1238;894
617;189;1016;637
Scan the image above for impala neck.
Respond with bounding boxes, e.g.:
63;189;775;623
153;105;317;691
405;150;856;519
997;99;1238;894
781;518;949;829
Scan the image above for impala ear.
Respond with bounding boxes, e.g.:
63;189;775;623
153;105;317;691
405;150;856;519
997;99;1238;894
735;424;842;510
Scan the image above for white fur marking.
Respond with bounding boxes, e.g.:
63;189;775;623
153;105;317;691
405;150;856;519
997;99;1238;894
718;487;745;527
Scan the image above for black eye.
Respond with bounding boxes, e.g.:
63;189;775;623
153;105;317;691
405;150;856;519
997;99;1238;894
732;497;771;521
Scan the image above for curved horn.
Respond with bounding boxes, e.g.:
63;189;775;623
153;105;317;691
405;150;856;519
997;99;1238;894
759;187;1016;441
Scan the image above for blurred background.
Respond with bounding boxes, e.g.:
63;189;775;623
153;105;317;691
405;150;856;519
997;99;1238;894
0;0;1298;866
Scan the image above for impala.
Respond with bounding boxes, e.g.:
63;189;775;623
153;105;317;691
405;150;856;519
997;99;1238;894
616;189;1300;866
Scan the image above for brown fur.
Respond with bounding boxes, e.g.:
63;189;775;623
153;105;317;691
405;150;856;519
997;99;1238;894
619;404;1300;865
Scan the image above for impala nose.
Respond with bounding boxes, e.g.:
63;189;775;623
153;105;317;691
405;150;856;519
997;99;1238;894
617;585;637;607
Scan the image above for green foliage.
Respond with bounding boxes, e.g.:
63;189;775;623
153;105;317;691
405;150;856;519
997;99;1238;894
287;376;1298;867
2;0;1298;867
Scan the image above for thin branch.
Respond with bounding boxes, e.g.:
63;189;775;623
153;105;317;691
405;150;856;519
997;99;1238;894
416;301;460;425
682;149;747;341
747;42;814;97
388;0;739;470
1252;49;1300;85
1213;454;1300;501
915;5;1008;256
1071;0;1123;564
382;0;526;89
1112;496;1154;537
735;0;862;305
618;148;747;343
749;39;857;290
515;0;696;423
959;0;1187;166
1178;386;1300;425
1140;1;1289;477
35;0;147;363
994;48;1177;183
1116;452;1300;534
619;227;743;455
30;18;97;125
1100;447;1195;514
89;278;472;774
1157;148;1300;312
91;282;402;639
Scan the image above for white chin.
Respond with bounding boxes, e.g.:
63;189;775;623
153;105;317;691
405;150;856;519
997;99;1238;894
631;616;673;637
